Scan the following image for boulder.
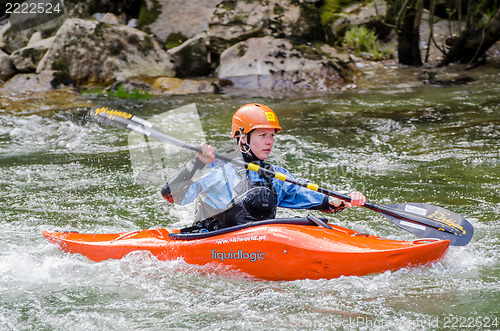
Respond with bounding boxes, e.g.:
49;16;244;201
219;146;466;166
27;31;43;45
10;37;54;73
0;23;31;54
0;8;69;54
0;49;16;81
138;0;222;43
93;13;124;25
0;0;97;54
0;22;9;42
331;0;390;40
37;18;175;85
152;77;219;95
1;70;74;93
208;0;322;55
168;33;212;77
216;36;357;92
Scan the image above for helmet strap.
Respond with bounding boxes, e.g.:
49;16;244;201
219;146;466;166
238;131;262;162
235;130;262;161
246;130;251;145
238;132;251;154
239;139;251;154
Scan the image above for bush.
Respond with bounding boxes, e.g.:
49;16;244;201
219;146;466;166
342;26;393;61
81;85;152;100
319;0;351;26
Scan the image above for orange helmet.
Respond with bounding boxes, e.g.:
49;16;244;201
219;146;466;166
231;103;282;138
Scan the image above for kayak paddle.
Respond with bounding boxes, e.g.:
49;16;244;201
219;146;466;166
381;202;473;246
90;106;473;246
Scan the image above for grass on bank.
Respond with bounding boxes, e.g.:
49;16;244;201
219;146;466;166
81;85;152;100
342;26;393;61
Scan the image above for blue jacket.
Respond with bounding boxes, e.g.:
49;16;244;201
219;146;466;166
161;154;332;224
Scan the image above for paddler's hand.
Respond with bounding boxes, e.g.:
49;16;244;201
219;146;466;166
327;191;366;213
348;191;366;207
328;197;348;213
197;143;216;165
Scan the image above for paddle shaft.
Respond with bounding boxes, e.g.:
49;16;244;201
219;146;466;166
92;107;463;237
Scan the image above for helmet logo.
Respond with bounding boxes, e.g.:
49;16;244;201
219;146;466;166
265;112;276;122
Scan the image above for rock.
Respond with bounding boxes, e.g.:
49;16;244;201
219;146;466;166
1;70;74;93
0;49;16;81
138;0;222;43
0;24;31;54
0;22;10;46
93;13;124;25
10;37;54;73
105;80;152;93
152;77;219;95
37;18;175;85
0;0;97;54
168;33;212;77
318;43;353;63
0;4;74;54
216;36;357;92
27;31;43;45
127;19;138;28
421;70;474;86
208;0;322;55
331;0;390;40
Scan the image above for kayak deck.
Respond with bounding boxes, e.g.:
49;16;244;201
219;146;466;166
43;221;450;281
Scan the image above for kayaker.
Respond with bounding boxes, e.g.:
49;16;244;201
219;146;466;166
161;103;366;231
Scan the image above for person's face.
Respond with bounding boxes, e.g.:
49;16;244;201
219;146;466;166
241;128;275;160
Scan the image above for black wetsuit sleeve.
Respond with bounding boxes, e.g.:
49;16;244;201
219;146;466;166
160;156;206;203
308;196;331;212
309;196;347;213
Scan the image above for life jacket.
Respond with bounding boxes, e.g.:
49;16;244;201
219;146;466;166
193;157;278;231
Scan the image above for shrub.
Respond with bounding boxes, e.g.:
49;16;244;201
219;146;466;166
319;0;350;26
342;26;393;61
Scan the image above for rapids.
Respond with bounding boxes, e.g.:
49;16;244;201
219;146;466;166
1;64;499;330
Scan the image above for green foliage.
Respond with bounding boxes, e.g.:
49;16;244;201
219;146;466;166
110;85;152;100
137;0;161;32
342;26;393;61
274;3;285;15
482;6;498;25
80;86;152;100
164;32;188;50
319;0;350;26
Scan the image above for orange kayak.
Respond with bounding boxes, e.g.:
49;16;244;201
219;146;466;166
43;218;450;281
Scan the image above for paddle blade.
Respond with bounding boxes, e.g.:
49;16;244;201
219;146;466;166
383;203;473;246
90;106;143;132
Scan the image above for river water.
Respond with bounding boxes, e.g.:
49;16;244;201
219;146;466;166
1;64;499;330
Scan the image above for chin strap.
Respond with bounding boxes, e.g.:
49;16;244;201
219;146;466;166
236;130;260;162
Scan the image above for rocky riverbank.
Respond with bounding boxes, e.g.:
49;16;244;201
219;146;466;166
0;0;499;98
